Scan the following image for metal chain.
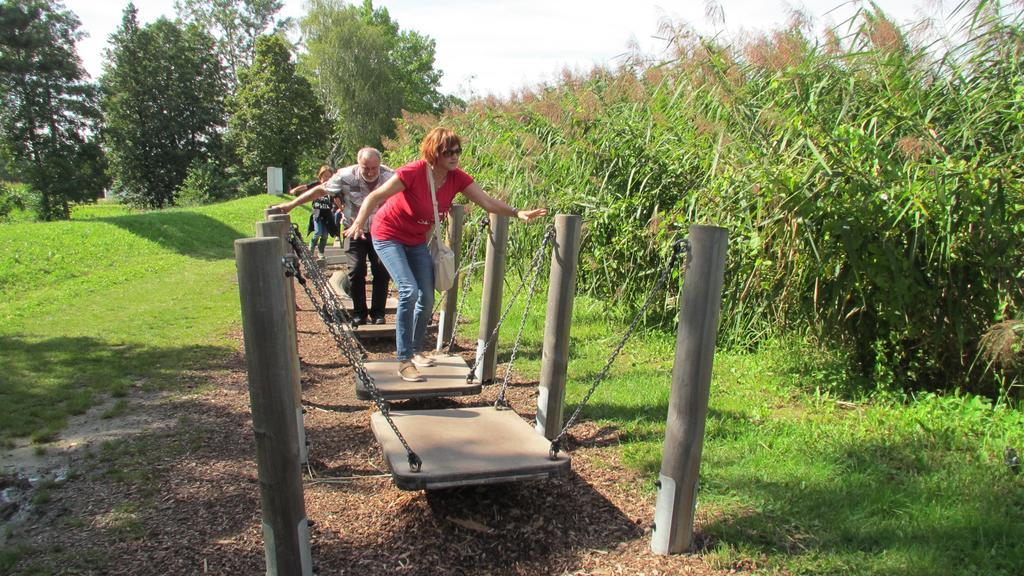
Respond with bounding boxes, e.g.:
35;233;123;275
290;256;364;372
287;227;421;471
548;236;691;459
445;217;490;353
288;229;368;357
466;225;555;383
494;227;554;408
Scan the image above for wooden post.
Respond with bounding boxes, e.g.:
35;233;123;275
265;206;284;218
536;214;582;439
436;205;465;351
651;224;729;555
474;213;508;383
269;213;300;265
256;220;307;466
268;212;292;228
235;237;312;576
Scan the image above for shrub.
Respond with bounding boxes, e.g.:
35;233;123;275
0;182;41;222
175;160;234;207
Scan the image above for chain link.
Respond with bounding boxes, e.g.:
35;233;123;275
494;226;554;408
548;236;691;459
466;225;555;383
445;217;490;354
287;226;422;471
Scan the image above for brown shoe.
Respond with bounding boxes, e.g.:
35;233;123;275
411;353;436;368
398;361;424;382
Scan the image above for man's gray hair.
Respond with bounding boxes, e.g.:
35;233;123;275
357;147;381;162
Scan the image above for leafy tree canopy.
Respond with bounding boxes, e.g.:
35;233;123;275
226;33;329;193
0;0;108;220
101;4;226;209
299;0;452;160
175;0;287;93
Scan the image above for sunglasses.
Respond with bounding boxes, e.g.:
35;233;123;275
441;147;462;157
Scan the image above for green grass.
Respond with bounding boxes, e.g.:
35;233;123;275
0;195;284;442
69;201;136;220
452;271;1024;576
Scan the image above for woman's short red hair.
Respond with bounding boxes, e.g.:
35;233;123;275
420;127;461;165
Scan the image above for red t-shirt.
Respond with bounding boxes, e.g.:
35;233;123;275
371;159;474;245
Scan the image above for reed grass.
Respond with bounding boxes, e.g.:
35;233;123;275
387;1;1024;396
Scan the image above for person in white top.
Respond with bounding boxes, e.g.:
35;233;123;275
273;148;394;325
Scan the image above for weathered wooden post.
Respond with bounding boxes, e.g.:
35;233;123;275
651;224;729;555
268;212;292;228
265;206;284;219
235;237;312;576
536;214;582;439
256;219;307;466
436;205;465;351
474;213;509;383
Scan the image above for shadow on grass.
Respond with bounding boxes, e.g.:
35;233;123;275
576;397;1024;575
698;435;1024;575
0;333;234;441
492;341;543;365
98;211;244;260
572;400;753;449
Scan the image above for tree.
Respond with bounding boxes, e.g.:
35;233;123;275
0;0;109;220
226;34;328;193
101;5;226;209
299;0;451;159
175;0;286;93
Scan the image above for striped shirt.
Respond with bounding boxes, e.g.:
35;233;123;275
323;163;395;233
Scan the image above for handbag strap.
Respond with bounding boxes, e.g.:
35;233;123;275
426;163;444;245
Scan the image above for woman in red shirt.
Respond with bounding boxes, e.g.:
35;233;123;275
345;128;547;382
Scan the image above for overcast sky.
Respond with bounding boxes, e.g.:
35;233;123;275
63;0;943;97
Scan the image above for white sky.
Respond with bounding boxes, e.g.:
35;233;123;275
64;0;944;98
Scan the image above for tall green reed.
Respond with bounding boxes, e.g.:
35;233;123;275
385;2;1024;396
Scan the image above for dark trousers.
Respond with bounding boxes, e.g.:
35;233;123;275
346;235;390;319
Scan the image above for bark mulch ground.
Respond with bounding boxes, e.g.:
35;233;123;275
4;285;727;575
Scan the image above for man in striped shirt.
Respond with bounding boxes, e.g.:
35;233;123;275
323;147;394;325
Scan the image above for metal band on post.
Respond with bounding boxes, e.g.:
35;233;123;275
651;224;728;555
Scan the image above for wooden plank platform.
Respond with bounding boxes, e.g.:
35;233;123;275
328;271;398;314
323;246;347;266
357;354;479;401
343;322;396;339
371;407;572;491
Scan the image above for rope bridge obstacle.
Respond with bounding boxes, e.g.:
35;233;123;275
237;207;728;570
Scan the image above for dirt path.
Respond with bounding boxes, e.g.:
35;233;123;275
2;288;725;575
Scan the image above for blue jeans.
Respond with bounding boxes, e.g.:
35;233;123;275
310;218;328;255
372;239;433;361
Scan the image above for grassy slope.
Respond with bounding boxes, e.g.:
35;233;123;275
0;196;302;442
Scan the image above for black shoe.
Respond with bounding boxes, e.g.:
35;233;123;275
371;316;386;325
352;315;368;326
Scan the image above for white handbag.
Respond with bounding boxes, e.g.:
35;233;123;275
426;164;456;293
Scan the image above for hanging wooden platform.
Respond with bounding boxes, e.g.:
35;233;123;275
328;270;399;314
370;406;572;491
323;245;347;266
357;354;479;401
